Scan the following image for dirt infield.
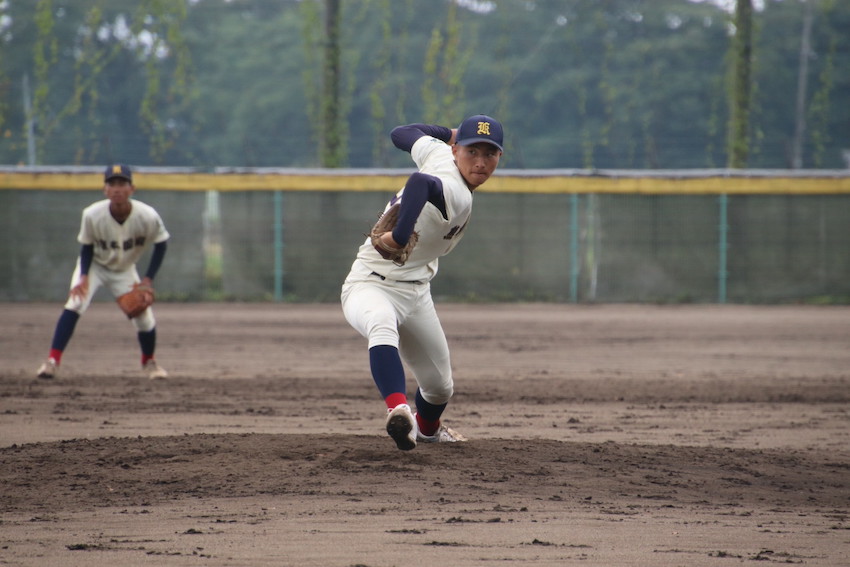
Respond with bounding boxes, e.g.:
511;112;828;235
1;302;848;566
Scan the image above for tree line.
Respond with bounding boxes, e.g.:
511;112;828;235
1;0;847;170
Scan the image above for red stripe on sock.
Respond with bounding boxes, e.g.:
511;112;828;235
416;414;440;437
385;393;407;410
49;349;63;364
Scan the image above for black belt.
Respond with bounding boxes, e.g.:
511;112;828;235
371;271;423;285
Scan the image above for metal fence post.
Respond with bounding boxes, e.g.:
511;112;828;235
718;193;728;303
570;193;579;303
273;190;284;302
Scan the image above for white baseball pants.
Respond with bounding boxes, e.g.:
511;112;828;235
341;273;453;405
64;260;156;332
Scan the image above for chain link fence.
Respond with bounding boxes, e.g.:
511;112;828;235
2;168;848;303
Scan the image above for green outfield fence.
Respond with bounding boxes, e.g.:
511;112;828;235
2;166;849;304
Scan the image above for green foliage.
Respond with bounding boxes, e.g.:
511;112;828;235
807;0;838;168
5;0;194;165
299;0;322;161
368;0;394;165
138;0;193;163
32;0;58;161
318;0;342;167
727;0;754;168
1;0;848;169
421;1;468;127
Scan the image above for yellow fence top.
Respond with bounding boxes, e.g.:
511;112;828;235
1;167;849;194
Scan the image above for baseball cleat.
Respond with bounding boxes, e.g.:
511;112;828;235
143;359;168;380
417;424;467;443
36;358;58;379
386;404;417;451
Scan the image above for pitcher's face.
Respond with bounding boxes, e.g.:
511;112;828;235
453;142;501;189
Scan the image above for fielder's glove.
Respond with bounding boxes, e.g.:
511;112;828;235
369;203;418;266
117;282;155;319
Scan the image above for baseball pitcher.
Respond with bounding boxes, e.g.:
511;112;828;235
341;114;505;450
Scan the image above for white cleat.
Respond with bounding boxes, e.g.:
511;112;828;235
386;404;417;451
36;358;58;379
143;359;168;380
417;424;467;443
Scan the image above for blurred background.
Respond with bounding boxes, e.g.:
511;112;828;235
1;0;848;303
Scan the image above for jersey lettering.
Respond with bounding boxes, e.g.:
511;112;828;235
444;221;468;240
97;236;147;251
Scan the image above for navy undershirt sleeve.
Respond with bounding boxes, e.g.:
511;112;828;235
145;241;167;280
392;172;447;246
79;244;94;275
390;124;453;153
387;123;452;246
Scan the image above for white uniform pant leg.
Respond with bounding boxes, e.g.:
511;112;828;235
341;279;407;348
398;289;453;406
63;260;104;314
65;263;156;332
106;266;157;332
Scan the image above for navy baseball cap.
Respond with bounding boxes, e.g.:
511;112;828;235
104;164;132;182
456;114;504;151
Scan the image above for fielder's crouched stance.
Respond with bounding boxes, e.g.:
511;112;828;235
36;164;170;381
341;115;504;450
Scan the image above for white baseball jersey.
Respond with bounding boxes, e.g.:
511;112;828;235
352;135;473;283
77;199;170;273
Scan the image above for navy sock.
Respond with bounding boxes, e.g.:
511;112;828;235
50;309;80;351
137;328;157;357
369;345;406;399
415;388;447;423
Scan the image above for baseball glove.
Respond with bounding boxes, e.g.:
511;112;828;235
370;203;418;266
117;283;155;319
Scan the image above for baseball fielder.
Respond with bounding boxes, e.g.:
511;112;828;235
36;164;171;380
341;114;504;450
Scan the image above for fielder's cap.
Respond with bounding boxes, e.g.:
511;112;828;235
456;114;504;152
104;163;132;183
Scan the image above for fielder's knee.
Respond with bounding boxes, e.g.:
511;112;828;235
132;309;156;332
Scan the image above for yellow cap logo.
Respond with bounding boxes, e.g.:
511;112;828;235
477;122;491;136
112;165;123;174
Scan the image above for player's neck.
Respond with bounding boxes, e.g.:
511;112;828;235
110;201;132;223
454;160;478;192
